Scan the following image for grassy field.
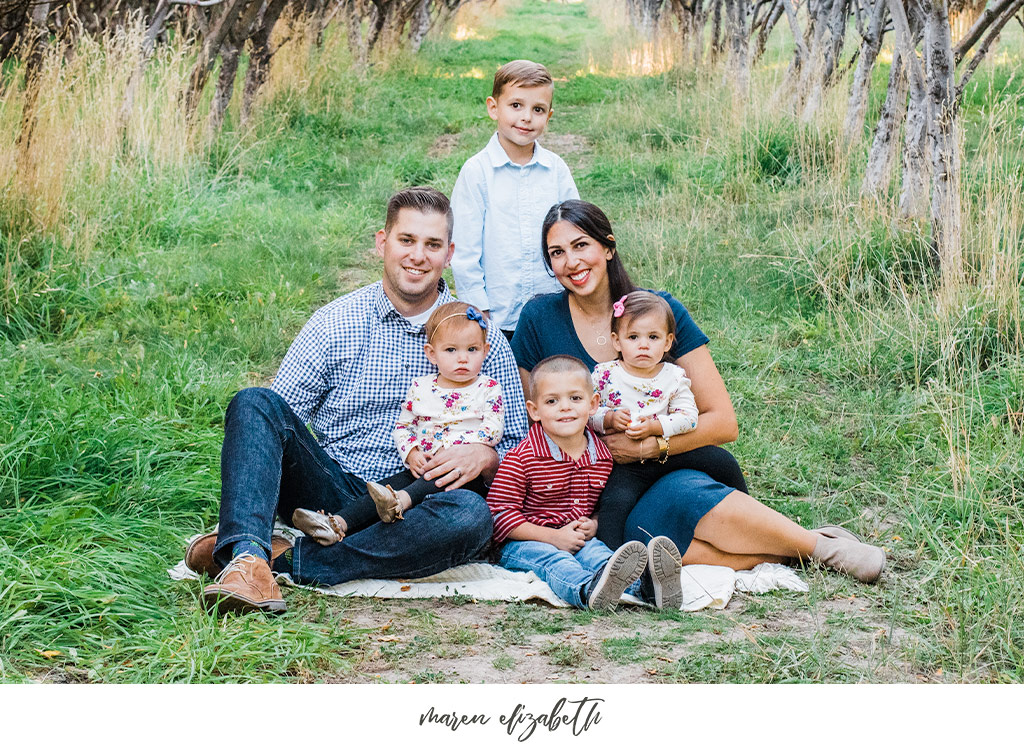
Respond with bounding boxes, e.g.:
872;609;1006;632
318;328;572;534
1;0;1022;683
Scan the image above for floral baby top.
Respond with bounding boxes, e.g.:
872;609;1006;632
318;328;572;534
394;373;505;462
589;360;698;438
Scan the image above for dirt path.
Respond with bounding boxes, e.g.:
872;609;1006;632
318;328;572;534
308;568;930;683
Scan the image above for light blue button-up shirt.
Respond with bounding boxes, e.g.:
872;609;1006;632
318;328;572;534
450;133;579;331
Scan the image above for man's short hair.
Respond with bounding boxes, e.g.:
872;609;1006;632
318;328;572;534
492;60;553;99
529;355;592;398
385;186;454;242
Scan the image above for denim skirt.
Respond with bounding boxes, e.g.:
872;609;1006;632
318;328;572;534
623;468;733;554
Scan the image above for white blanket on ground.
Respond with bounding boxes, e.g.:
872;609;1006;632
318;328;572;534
169;531;807;611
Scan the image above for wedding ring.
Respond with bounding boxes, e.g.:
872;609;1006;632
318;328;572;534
454;467;464;477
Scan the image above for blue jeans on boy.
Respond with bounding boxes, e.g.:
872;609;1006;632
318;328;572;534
498;537;642;609
215;387;493;585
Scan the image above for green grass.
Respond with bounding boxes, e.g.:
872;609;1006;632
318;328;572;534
2;0;1023;682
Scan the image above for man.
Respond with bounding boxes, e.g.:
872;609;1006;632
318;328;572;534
186;187;528;614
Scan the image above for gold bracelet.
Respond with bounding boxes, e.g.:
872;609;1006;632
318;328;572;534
656;435;670;464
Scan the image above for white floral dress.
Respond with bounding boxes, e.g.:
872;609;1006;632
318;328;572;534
589;360;698;437
394;374;505;462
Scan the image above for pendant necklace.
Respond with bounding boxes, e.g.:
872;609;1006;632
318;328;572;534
571;298;610;346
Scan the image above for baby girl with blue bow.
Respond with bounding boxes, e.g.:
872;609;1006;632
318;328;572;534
367;301;506;523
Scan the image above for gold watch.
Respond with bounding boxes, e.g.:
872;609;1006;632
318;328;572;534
655;435;670;464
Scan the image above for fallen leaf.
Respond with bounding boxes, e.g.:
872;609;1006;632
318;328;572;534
379;620;393;632
646;668;658;675
39;650;62;659
400;585;411;592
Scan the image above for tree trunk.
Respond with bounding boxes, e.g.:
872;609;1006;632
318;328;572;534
924;0;962;280
861;48;909;196
183;0;251;123
16;1;52;154
120;0;173;134
709;0;725;64
842;0;887;142
408;0;431;52
241;0;290;126
899;75;930;218
751;0;783;65
207;37;242;134
724;0;750;94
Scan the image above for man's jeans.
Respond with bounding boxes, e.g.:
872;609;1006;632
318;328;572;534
498;538;641;609
216;387;493;585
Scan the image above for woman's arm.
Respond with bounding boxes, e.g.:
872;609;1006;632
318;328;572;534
603;345;738;463
518;366;532;404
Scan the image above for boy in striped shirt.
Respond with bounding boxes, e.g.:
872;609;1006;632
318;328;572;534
487;356;685;610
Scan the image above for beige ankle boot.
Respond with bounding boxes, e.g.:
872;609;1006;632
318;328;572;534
811;533;885;583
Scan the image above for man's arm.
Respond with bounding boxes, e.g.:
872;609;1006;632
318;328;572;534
488;332;528;454
270;314;330;423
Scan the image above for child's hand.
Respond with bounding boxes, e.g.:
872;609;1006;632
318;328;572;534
605;409;632;432
406;447;429;478
551;522;586;553
625;415;662;440
577;517;598;540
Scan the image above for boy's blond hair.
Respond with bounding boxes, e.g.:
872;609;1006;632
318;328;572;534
492;60;553;99
528;355;592;398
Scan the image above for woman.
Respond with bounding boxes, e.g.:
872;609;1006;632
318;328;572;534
511;200;885;582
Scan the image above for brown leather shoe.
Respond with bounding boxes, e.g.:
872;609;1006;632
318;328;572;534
185;531;292;579
201;554;287;614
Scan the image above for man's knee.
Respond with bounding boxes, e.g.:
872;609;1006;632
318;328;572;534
432;488;493;541
226;387;287;421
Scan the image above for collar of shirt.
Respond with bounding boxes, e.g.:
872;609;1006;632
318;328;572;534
371;279;454;333
524;422;611;465
485;132;555;170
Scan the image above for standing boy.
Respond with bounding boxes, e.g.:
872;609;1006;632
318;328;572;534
486;356;685;610
451;60;579;340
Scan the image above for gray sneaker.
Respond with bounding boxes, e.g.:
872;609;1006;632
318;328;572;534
647;536;683;610
585;541;648;610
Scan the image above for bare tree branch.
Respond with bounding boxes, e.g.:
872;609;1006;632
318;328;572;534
956;0;1024;98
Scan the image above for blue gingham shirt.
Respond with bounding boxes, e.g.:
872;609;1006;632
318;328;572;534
271;280;528;482
451;133;579;331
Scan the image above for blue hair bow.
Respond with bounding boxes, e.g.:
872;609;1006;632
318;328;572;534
466;306;488;329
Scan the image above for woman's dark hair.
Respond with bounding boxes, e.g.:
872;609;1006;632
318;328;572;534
540;200;637;302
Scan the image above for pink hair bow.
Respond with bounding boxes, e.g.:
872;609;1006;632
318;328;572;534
612;295;627;317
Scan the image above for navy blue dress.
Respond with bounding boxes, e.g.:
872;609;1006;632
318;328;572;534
511;290;743;552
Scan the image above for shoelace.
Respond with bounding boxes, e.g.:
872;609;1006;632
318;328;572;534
215;553;258;583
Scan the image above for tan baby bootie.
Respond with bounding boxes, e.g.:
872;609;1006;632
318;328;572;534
367;481;404;523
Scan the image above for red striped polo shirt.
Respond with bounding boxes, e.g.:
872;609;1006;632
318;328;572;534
487;422;614;543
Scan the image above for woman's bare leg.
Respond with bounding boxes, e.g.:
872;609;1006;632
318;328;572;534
693;491;818;557
682;538;787;570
